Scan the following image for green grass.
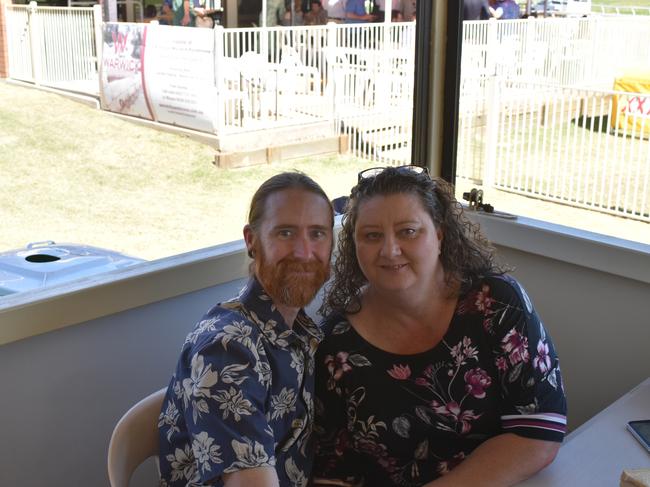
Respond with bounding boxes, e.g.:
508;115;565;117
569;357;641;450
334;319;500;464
0;81;364;260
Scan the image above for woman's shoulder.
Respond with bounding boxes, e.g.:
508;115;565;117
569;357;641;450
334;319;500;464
320;311;353;338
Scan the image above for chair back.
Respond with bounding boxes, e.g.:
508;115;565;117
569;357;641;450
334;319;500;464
107;387;166;487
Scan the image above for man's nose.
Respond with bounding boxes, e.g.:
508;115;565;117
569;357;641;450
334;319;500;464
292;235;313;260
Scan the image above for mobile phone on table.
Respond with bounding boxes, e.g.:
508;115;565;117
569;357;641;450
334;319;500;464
627;420;650;453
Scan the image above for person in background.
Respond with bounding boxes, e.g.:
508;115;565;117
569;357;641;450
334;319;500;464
143;4;158;21
463;0;492;20
304;0;328;25
312;166;566;486
158;172;334;487
172;0;194;25
344;0;376;23
158;0;174;24
490;0;521;19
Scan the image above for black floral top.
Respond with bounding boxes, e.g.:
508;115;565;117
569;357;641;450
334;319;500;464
313;275;567;487
158;277;323;487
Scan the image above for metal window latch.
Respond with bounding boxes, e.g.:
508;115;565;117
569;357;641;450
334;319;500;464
461;188;517;220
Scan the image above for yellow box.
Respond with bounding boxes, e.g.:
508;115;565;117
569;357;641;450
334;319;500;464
611;70;650;139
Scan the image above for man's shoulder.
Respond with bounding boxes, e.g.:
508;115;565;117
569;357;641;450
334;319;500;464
182;298;261;351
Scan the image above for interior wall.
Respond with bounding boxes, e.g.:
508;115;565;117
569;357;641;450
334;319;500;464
494;245;650;430
0;278;245;487
0;247;648;487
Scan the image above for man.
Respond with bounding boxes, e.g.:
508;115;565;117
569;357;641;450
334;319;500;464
463;0;492;20
158;172;334;487
304;0;328;25
344;0;375;22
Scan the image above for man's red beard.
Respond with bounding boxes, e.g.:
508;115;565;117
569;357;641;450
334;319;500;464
255;247;330;308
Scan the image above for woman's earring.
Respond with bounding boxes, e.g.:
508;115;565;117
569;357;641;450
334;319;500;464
247;249;255;258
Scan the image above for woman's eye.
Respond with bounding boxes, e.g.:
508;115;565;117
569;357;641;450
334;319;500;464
401;228;417;237
366;232;381;240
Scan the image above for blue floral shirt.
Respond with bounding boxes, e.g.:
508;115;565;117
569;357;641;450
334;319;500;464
313;275;567;487
158;277;323;487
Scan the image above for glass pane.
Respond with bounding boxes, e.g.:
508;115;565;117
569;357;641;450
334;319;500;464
456;14;650;245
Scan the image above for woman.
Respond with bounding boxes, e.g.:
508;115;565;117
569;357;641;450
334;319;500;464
313;166;567;487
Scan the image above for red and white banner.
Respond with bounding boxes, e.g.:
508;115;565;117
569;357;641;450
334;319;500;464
100;23;217;133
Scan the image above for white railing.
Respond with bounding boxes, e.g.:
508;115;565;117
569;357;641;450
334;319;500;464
5;3;99;93
218;22;416;164
462;17;650;89
458;78;650;221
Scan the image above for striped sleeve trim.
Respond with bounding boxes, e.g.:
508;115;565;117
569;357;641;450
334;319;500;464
501;413;567;434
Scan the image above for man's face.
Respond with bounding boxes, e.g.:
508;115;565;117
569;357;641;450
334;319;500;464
311;2;321;12
245;188;333;308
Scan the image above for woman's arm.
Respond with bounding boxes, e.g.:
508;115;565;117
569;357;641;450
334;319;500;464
425;433;560;487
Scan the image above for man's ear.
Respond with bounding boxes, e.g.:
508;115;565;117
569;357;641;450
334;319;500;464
243;225;255;258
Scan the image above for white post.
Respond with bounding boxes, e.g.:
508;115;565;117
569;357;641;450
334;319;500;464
93;4;103;97
27;1;40;84
486;17;498;76
214;25;225;135
524;15;534;81
326;21;336;120
262;0;267;27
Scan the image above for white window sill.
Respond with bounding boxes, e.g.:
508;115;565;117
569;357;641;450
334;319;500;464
1;216;648;346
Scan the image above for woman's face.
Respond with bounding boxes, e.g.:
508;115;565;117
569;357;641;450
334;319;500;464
353;192;443;295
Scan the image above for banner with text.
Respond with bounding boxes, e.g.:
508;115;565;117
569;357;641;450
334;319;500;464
100;23;217;133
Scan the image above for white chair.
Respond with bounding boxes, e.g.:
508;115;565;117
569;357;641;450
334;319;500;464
107;387;166;487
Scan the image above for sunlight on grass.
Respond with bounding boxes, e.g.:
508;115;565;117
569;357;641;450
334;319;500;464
0;82;364;260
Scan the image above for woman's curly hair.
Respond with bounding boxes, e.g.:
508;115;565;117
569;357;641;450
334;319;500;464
321;167;506;316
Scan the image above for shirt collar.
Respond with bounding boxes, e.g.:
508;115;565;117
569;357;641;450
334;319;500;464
237;276;324;347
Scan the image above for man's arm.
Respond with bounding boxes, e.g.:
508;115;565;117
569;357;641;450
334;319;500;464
223;466;280;487
424;433;560;487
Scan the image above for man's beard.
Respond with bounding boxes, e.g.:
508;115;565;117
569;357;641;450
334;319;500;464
255;248;330;309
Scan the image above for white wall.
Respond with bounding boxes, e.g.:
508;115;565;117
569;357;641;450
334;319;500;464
0;236;648;487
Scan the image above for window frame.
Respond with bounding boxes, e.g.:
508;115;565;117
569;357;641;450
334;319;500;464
2;0;649;346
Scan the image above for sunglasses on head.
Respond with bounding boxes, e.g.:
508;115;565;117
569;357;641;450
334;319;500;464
357;165;429;182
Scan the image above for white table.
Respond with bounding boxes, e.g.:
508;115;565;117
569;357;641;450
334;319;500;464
518;378;650;486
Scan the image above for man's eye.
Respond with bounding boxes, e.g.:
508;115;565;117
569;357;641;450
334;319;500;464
311;230;326;239
278;229;293;238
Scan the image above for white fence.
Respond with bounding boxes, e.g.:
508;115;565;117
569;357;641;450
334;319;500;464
462;16;650;89
3;9;650;219
217;23;415;162
458;16;650;221
458;78;650;221
5;3;99;93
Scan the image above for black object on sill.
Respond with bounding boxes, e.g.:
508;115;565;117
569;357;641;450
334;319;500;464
462;188;517;220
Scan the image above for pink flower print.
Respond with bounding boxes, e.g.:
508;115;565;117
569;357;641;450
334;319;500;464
475;284;494;314
502;329;530;365
432;401;482;434
387;364;411;380
533;340;551;373
450;342;463;363
324;352;352;380
415;377;429;387
462;336;478;360
437;452;466;475
464;368;492;399
495;356;508;371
